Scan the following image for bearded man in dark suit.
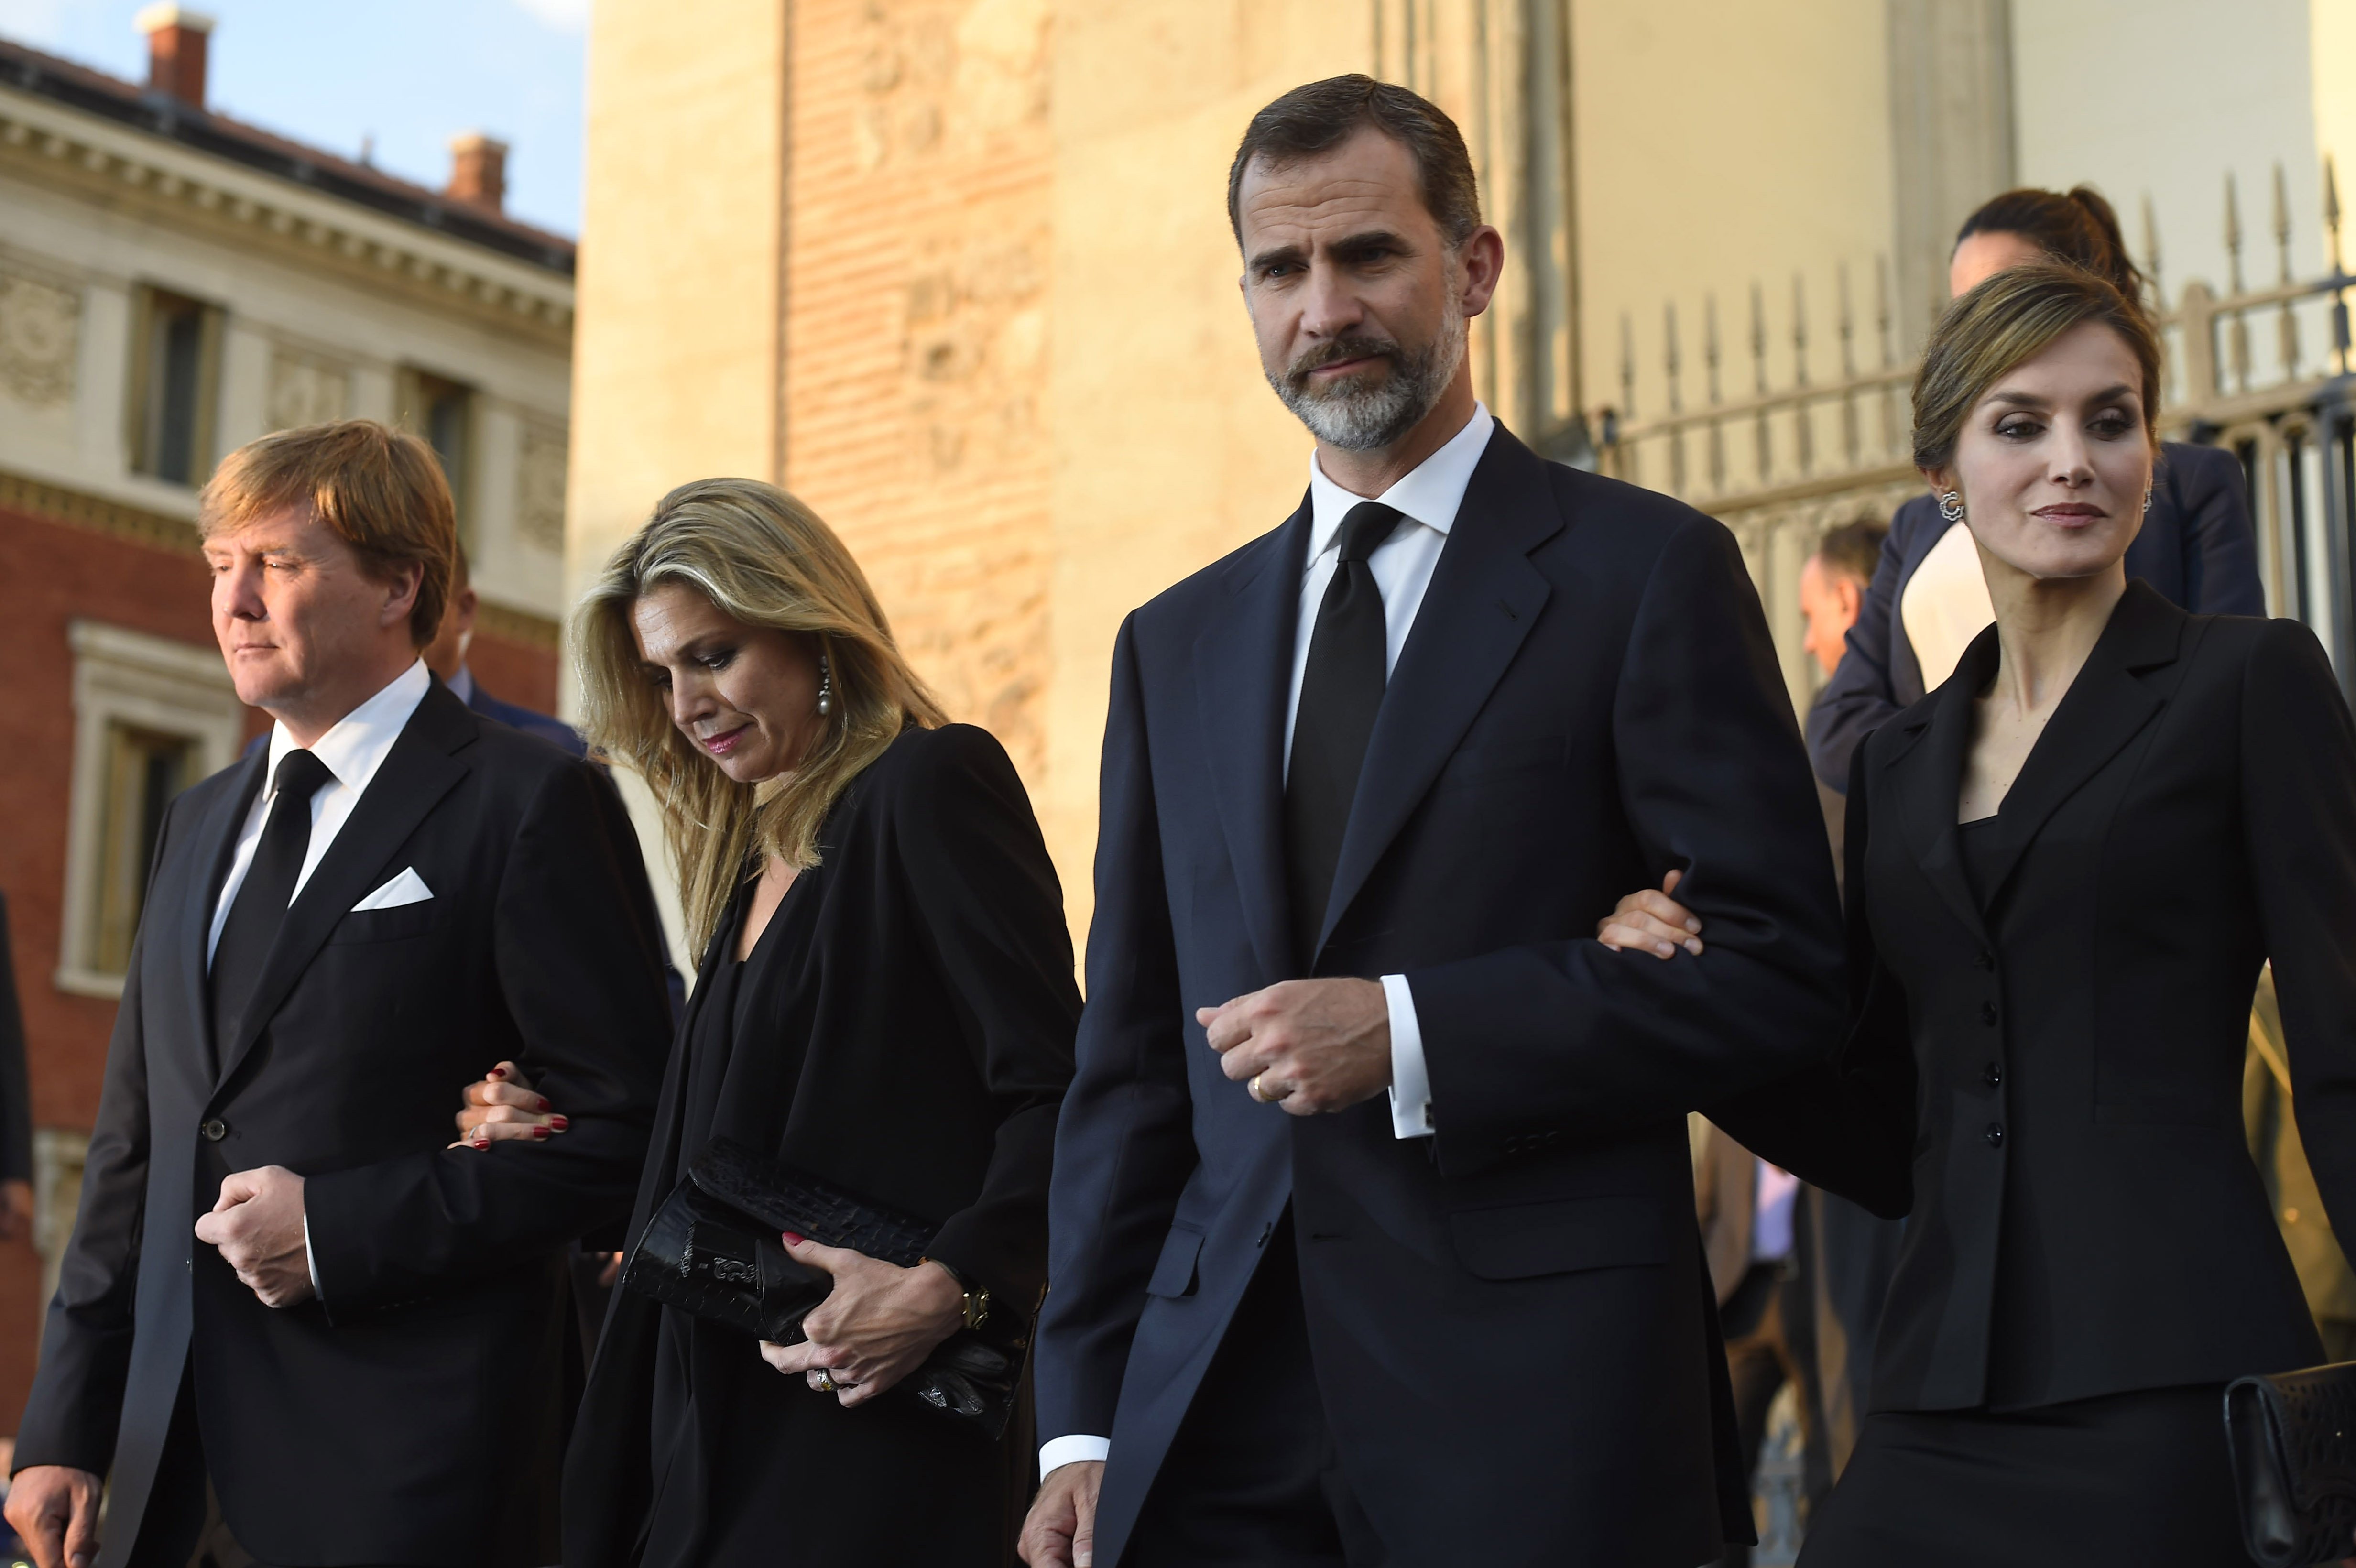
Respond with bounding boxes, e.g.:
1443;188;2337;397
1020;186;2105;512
6;420;671;1568
1021;77;1845;1568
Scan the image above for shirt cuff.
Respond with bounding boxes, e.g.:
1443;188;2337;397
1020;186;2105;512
304;1213;322;1301
1383;972;1434;1139
1040;1434;1109;1480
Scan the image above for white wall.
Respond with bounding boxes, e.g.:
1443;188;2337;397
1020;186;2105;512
2013;0;2325;316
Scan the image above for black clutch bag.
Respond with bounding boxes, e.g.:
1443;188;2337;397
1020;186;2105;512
2225;1361;2356;1567
620;1138;1031;1441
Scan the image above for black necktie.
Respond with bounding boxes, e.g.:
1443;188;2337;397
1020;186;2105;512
1286;501;1402;968
209;749;336;1059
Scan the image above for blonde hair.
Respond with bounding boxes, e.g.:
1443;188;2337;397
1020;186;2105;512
1912;261;2162;477
575;478;946;962
200;419;455;645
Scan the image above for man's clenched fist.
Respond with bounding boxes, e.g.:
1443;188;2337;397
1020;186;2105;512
193;1165;314;1307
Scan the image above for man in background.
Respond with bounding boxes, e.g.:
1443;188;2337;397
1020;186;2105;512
1793;518;1900;1482
1798;519;1887;872
421;544;585;758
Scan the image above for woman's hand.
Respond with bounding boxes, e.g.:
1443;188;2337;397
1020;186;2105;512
448;1061;568;1150
1597;868;1705;959
758;1236;967;1407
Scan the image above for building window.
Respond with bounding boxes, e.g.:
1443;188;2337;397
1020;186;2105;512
56;622;245;999
397;367;476;541
126;285;224;485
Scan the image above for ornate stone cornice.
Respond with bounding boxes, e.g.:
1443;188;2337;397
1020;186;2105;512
0;465;198;555
0;86;575;347
0;465;563;651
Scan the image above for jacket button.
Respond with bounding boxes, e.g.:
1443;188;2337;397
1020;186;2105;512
1980;1002;1999;1026
200;1119;227;1142
1985;1122;2005;1147
1984;1062;2003;1089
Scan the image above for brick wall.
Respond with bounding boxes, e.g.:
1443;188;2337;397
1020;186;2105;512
781;0;1056;784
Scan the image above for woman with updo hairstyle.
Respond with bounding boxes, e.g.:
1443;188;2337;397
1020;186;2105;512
458;478;1079;1565
1809;184;2263;795
1599;263;2356;1563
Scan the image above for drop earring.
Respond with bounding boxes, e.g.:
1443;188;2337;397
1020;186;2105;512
1938;490;1965;524
816;654;832;717
2143;490;2153;515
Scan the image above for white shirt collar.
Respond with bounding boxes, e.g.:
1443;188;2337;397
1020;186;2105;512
1305;401;1495;562
263;658;432;800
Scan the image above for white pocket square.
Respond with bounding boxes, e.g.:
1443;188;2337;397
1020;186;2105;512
352;867;434;912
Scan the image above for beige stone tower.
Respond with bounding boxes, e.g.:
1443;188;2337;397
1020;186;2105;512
568;0;2017;953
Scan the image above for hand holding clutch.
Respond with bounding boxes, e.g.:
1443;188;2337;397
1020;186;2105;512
757;1238;966;1406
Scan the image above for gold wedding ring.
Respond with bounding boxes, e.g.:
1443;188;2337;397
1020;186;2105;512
1249;1072;1269;1102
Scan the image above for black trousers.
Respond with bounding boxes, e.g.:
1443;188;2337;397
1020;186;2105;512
1124;1212;1385;1568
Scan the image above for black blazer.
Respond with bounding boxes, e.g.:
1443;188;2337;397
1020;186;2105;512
563;723;1079;1565
1808;441;2263;791
14;680;673;1568
1716;583;2356;1413
1035;425;1848;1567
0;893;35;1184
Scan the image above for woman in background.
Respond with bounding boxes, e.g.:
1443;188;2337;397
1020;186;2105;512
1808;185;2263;793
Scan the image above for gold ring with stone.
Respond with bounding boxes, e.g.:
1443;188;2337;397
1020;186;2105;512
815;1371;837;1393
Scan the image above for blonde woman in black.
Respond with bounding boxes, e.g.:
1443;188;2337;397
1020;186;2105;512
1602;264;2356;1565
463;479;1077;1566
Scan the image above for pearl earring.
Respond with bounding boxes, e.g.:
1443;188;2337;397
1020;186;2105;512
816;654;832;717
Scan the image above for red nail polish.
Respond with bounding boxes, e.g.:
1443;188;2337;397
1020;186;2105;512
536;1096;551;1111
549;1116;569;1131
533;1127;549;1140
783;1231;805;1247
473;1137;488;1149
487;1067;506;1079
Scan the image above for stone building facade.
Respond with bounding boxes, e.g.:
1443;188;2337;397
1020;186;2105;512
0;9;577;1420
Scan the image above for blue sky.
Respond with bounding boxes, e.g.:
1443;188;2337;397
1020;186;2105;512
0;0;587;235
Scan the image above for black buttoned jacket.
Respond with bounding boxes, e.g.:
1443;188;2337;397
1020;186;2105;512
1037;426;1849;1567
1715;582;2356;1412
14;681;673;1567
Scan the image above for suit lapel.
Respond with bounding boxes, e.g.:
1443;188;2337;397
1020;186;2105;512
1316;427;1558;959
1975;582;2180;905
181;751;268;1078
1885;642;1990;944
1194;503;1310;984
211;685;476;1096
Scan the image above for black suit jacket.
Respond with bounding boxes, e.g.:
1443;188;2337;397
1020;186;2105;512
1807;441;2263;792
1715;583;2356;1412
0;893;35;1184
563;724;1078;1564
1035;426;1848;1566
14;680;673;1568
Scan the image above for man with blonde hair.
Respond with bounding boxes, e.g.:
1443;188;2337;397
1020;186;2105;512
6;421;671;1568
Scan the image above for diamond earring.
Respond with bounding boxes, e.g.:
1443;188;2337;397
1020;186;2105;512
816;654;832;717
1938;490;1965;524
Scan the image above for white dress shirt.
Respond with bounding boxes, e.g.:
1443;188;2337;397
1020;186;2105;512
1039;405;1496;1482
1291;403;1493;1146
208;658;434;960
207;657;432;1298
